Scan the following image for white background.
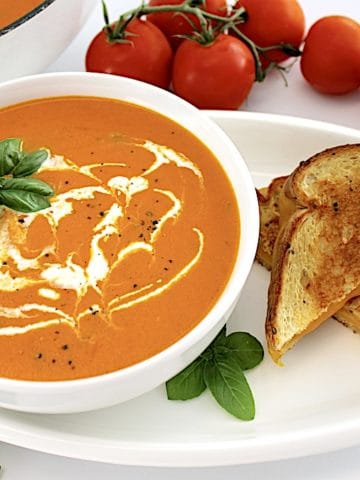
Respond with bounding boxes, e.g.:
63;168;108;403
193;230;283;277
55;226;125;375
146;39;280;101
0;0;360;478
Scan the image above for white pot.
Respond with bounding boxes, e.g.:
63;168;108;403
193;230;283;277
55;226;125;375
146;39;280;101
0;0;97;82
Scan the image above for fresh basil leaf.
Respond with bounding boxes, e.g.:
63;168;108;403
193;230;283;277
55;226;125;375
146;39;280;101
0;138;21;176
201;326;227;361
1;178;54;196
0;190;51;213
204;354;255;421
213;326;227;346
12;149;48;178
166;356;206;400
221;332;264;371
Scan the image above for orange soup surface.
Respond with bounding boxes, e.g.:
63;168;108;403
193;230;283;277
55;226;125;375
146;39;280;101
0;0;44;29
0;96;240;381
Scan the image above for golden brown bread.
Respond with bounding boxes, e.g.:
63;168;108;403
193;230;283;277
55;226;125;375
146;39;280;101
256;175;360;334
262;144;360;362
256;176;287;270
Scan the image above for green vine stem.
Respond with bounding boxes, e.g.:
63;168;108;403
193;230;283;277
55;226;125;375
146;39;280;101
230;24;265;81
101;0;302;82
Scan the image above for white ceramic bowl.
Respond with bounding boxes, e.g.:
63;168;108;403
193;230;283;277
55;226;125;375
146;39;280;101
0;0;97;82
0;72;259;413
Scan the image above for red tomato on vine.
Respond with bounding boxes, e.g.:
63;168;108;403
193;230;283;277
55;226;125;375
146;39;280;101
172;34;255;109
85;18;173;89
233;0;305;66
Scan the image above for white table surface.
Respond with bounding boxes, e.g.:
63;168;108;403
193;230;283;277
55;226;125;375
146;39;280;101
1;0;360;478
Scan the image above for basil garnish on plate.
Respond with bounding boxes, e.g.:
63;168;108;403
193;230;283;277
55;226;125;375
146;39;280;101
166;327;264;420
0;138;53;213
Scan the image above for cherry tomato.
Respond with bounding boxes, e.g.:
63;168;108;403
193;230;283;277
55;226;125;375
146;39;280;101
147;0;227;49
172;34;255;109
233;0;305;65
300;16;360;95
85;18;173;89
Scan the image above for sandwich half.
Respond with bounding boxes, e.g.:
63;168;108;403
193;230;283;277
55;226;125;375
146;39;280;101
263;144;360;362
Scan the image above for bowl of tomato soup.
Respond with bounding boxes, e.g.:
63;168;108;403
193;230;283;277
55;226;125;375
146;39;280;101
0;0;97;82
0;72;258;413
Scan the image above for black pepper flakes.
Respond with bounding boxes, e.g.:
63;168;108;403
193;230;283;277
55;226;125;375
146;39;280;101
61;344;69;350
35;353;43;359
18;218;25;224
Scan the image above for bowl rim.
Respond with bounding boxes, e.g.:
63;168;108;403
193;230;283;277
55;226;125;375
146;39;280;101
0;0;57;37
0;72;259;395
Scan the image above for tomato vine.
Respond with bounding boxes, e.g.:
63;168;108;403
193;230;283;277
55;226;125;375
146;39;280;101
100;0;302;82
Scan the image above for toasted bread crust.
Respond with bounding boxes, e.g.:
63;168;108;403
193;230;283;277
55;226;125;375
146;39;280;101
265;144;360;361
285;144;360;207
335;296;360;333
256;176;287;270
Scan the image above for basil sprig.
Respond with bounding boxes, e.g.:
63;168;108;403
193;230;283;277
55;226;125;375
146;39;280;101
0;138;53;213
166;327;264;420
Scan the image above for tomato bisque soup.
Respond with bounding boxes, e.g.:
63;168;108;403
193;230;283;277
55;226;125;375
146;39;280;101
0;0;44;30
0;96;240;381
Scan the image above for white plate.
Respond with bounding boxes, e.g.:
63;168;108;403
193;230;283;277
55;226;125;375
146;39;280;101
0;112;359;467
